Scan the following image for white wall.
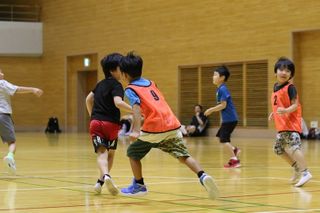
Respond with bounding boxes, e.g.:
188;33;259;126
0;21;42;56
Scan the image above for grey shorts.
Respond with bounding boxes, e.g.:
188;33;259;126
0;114;16;143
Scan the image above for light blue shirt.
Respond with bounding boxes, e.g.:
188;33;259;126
125;77;151;106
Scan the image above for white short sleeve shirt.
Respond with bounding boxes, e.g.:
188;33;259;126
0;80;18;114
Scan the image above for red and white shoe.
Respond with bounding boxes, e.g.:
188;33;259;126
224;159;241;168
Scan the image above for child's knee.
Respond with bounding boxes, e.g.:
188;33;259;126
273;144;284;155
178;156;187;162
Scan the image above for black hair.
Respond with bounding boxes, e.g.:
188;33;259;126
194;104;203;111
274;57;295;78
215;66;230;81
119;51;143;79
100;53;123;78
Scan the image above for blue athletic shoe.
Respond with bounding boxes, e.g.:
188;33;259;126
200;173;219;200
121;179;148;196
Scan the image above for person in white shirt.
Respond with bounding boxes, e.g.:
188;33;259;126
0;69;43;174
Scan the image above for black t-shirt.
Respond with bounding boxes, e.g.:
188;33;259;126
273;82;297;101
190;112;208;128
91;77;124;123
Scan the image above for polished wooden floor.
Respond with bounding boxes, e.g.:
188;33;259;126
0;133;319;212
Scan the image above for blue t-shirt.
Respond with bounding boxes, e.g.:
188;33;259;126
216;84;238;123
125;77;151;106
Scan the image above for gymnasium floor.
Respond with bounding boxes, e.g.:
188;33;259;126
0;133;319;212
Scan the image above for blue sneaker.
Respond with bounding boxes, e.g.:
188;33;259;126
200;173;219;200
121;179;148;196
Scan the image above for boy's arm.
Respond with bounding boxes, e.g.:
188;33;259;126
277;98;298;114
128;104;141;141
15;86;43;97
204;101;227;116
195;113;204;126
114;96;132;112
268;112;274;121
86;92;94;116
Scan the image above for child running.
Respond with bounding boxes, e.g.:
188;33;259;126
0;68;43;174
86;53;132;195
204;66;241;168
269;57;312;187
119;52;219;199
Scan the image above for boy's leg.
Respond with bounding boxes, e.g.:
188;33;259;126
217;121;240;168
121;140;152;196
97;147;108;177
289;149;312;187
286;132;312;187
3;141;16;174
274;132;300;183
159;137;219;200
1;115;17;174
95;148;119;195
178;156;219;199
94;147;108;194
107;149;115;172
280;152;300;183
129;158;143;180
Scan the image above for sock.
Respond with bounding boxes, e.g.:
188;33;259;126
7;152;14;158
97;179;104;186
231;157;238;160
197;171;205;178
103;174;111;180
135;178;144;185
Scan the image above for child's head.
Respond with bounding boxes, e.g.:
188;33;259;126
119;51;143;82
100;53;123;79
194;104;203;113
213;66;230;85
274;57;295;81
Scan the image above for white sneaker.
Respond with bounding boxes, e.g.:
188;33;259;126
94;180;103;194
200;174;219;200
3;156;16;174
104;175;119;196
295;171;312;187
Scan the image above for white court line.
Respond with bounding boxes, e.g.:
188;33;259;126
256;209;320;213
0;185;88;192
1;174;320;184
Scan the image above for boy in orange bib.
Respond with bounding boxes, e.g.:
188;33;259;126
269;57;312;187
119;52;219;199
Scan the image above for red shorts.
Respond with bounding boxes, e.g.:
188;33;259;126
89;120;120;141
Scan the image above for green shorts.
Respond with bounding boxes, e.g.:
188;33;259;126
127;137;190;160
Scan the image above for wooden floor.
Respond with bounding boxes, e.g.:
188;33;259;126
0;133;319;212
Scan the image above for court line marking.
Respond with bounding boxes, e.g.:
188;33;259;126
0;176;316;212
256;209;320;213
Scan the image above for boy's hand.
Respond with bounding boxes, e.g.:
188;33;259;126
268;112;274;121
33;88;43;97
129;131;140;142
204;109;211;117
276;107;287;115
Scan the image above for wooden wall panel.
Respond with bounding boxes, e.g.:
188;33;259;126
1;0;320;130
246;62;268;127
294;30;320;127
179;68;198;125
